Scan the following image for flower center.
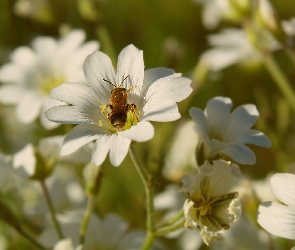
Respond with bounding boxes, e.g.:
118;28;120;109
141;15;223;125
100;105;139;133
209;131;224;142
39;76;65;94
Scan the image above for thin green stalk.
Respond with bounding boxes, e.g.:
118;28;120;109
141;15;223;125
129;144;155;250
14;225;46;250
154;219;185;236
79;165;101;246
158;210;184;228
40;179;64;240
264;54;295;113
79;194;95;245
284;46;295;68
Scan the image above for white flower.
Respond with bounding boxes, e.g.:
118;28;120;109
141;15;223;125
283;17;295;37
0;29;99;129
257;173;295;240
190;96;271;165
163;120;198;181
45;44;192;166
197;29;280;73
12;136;92;178
193;0;231;29
180;160;242;246
193;0;250;29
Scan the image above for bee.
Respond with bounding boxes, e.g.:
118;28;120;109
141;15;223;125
102;75;138;131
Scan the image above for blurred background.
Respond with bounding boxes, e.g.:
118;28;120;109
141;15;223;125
1;0;295;249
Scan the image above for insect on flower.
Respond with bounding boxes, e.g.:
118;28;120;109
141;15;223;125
101;75;138;131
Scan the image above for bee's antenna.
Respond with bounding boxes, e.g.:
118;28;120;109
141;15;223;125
103;79;116;88
120;75;129;86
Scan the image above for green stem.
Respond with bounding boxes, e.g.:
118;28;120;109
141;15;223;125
79;194;95;246
159;210;184;228
40;179;64;240
284;46;295;68
264;54;295;112
154;219;185;236
79;165;101;246
14;225;46;250
129;144;155;250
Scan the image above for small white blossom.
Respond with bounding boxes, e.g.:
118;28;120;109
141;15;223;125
257;173;295;240
163;120;198;181
190;96;271;165
197;28;281;73
45;44;192;166
0;29;99;129
193;0;250;29
282;17;295;37
180;160;242;246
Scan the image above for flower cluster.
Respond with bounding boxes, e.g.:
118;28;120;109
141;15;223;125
3;1;293;245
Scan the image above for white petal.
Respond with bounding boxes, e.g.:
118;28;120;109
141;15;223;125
205;160;241;196
16;91;44;124
144;74;192;102
142;98;180;122
50;82;101;107
239;129;272;147
45;105;96;124
83;51;115;104
0;63;26;83
92;135;111;166
53;239;74;250
57;30;85;57
11;46;37;66
116;44;144;91
118;121;154;142
189;107;210;143
270;173;295;208
257;201;295;240
205;97;232;135
143;67;175;91
108;135;131;166
0;85;24;104
218;143;256;165
64;41;99;81
32;36;57;59
13;144;36;178
61;124;108;155
225;104;259;140
40;98;63;130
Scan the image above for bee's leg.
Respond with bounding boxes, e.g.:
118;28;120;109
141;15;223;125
128;103;139;122
101;104;112;116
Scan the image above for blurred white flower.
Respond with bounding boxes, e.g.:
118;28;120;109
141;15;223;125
257;173;295;240
10;137;93;222
190;96;271;165
53;238;81;250
45;44;192;166
42;212;162;249
163;120;198;181
197;28;280;73
193;0;250;29
282;17;295;37
193;0;230;29
211;215;269;250
180;160;242;246
258;0;279;33
12;136;93;178
0;29;99;129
